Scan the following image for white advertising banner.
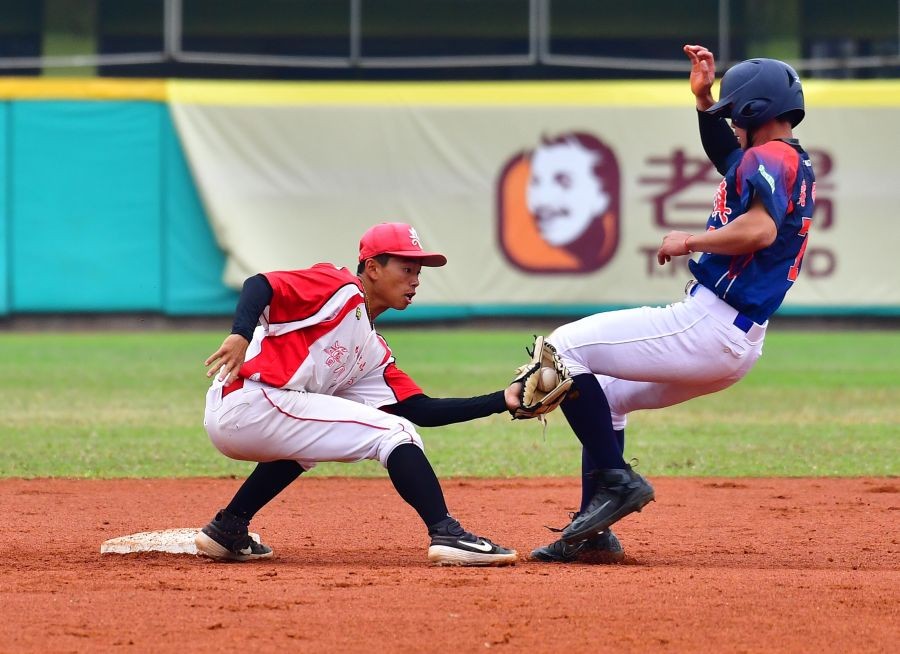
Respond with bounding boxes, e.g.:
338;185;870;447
169;80;900;315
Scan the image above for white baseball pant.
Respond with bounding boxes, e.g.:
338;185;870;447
549;283;767;431
204;379;423;471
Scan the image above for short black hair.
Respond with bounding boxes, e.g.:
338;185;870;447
356;253;391;274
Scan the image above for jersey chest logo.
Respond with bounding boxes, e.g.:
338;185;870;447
324;341;349;373
711;179;732;224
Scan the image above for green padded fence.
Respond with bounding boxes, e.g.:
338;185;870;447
0;97;237;316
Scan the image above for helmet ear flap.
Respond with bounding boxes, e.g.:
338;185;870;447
780;108;805;127
738;98;772;121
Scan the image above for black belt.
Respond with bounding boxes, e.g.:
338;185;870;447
687;281;756;334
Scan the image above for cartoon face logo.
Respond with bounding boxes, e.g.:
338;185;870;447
527;139;611;246
497;132;620;273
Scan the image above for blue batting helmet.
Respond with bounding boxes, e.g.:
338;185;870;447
705;58;805;129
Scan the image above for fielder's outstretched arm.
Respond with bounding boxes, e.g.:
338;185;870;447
383;386;521;428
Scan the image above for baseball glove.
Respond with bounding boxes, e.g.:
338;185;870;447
510;335;573;420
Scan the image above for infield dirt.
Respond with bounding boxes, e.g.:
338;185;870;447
2;477;897;653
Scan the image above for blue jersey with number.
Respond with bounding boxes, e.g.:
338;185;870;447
689;139;816;323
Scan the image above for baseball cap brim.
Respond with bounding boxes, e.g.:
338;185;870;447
377;249;447;267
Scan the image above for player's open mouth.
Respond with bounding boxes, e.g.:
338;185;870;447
404;293;415;304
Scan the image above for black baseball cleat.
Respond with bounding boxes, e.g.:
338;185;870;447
529;528;625;564
195;509;273;562
562;465;655;544
427;517;517;566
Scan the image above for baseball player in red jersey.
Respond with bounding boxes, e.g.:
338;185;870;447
196;223;520;566
527;44;816;563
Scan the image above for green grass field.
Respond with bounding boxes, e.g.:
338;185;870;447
1;329;897;478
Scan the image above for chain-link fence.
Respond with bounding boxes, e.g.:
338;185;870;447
1;0;898;78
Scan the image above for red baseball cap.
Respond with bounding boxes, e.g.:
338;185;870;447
358;222;447;267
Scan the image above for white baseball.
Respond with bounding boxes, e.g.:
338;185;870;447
537;367;558;392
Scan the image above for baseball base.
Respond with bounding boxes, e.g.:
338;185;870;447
100;528;262;555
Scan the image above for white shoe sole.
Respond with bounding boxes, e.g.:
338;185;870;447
194;531;273;562
427;545;517;566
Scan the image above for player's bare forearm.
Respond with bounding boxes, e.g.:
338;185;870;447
205;333;250;383
691;208;777;254
657;203;777;265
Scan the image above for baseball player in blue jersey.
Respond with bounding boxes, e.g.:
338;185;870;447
527;44;817;563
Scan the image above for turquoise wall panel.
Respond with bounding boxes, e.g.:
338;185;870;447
162;109;238;315
0;103;8;315
10;101;163;311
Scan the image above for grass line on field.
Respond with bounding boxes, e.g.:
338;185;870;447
0;329;897;478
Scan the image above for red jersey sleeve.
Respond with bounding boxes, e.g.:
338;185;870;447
383;362;423;403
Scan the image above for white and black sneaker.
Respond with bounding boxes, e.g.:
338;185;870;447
427;517;517;566
195;509;273;562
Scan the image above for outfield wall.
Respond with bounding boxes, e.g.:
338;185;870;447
1;78;897;320
0;80;236;316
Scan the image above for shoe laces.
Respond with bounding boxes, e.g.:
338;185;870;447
543;511;580;533
547;538;583;555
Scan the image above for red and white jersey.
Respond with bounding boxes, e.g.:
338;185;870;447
237;263;421;408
